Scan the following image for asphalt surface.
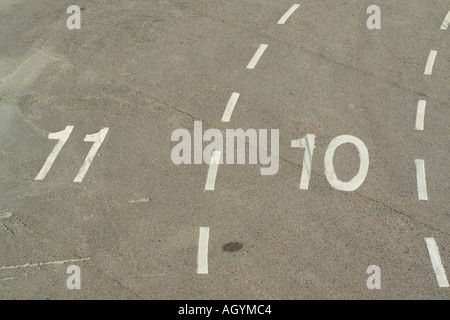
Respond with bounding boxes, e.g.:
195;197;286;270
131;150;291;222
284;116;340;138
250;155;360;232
0;0;449;299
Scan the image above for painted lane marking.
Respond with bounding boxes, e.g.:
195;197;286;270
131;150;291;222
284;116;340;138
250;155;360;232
415;159;428;201
424;50;438;75
128;198;150;204
221;92;240;123
247;44;269;70
441;11;450;30
415;100;427;131
205;151;221;191
197;227;210;275
0;258;91;270
425;238;449;287
277;4;300;25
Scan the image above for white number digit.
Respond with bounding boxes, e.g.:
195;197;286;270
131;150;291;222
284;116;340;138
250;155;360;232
324;135;369;192
291;134;316;190
35;126;74;180
73;128;109;182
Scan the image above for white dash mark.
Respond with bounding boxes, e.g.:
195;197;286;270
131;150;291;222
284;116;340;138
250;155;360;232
277;4;300;24
128;198;150;204
425;238;449;287
415;159;428;201
197;227;210;275
441;11;450;30
247;44;268;70
0;258;91;270
221;92;240;123
424;50;438;75
205;151;221;191
415;100;427;131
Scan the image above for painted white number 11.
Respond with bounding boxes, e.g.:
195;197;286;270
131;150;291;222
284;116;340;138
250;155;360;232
35;126;109;182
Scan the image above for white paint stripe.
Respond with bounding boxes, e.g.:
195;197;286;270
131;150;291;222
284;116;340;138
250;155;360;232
128;198;150;204
205;151;221;191
441;11;450;30
425;238;449;287
415;100;427;131
247;44;268;69
277;4;300;24
424;50;438;75
197;227;209;274
221;92;240;123
0;258;91;270
415;159;428;200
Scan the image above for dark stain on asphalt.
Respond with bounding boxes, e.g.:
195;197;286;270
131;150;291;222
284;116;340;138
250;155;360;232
223;242;243;252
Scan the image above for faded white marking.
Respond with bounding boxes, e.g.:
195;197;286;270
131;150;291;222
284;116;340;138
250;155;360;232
247;44;268;69
128;198;150;204
0;277;16;282
205;151;221;191
424;50;438;75
425;238;449;287
73;127;109;183
0;212;12;220
415;100;426;131
441;11;450;30
278;4;300;24
0;258;91;270
415;159;428;200
197;227;209;275
221;92;240;123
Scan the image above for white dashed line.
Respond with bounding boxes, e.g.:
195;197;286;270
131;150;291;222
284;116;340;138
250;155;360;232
441;11;450;30
415;159;428;201
205;151;221;191
221;92;240;123
415;100;427;131
277;4;300;25
197;227;210;275
425;238;449;288
247;44;268;70
424;50;438;75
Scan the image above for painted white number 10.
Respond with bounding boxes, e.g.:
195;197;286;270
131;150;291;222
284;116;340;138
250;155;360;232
292;134;369;191
35;126;109;182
